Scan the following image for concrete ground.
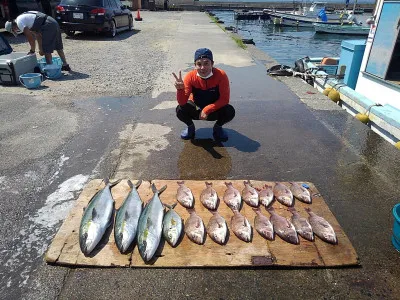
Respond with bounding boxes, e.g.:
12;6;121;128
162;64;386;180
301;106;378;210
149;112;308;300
1;11;399;299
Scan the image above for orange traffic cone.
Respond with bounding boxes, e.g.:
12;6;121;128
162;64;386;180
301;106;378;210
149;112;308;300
134;9;142;21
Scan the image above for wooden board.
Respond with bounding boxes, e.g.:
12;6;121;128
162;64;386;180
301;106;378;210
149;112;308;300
45;180;359;268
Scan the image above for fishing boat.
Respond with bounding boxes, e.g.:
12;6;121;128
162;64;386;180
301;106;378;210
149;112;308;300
313;23;370;35
271;14;351;27
264;2;351;27
291;0;400;147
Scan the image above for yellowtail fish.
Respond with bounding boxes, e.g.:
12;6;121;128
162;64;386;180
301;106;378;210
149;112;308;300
114;180;143;253
162;203;183;247
79;178;121;255
137;184;167;262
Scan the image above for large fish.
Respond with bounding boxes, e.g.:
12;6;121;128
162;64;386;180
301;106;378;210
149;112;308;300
223;182;242;211
241;180;259;207
305;207;338;244
79;178;121;255
114;180;143;253
185;208;205;245
288;207;314;241
258;184;274;208
206;211;228;245
253;208;274;241
267;206;299;245
290;182;312;204
273;182;294;207
176;181;194;208
137;184;167;262
162;203;183;247
200;182;218;210
231;209;252;242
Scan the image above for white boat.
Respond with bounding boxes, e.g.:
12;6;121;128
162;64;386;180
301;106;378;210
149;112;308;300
264;2;351;27
313;23;370;35
271;14;351;27
291;0;400;147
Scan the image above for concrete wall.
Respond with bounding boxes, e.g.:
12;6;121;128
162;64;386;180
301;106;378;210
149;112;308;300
355;0;400;110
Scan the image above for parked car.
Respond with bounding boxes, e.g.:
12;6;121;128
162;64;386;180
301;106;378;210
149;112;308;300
55;0;133;37
0;0;60;27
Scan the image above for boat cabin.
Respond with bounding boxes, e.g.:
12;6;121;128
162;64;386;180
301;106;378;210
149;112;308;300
355;0;400;110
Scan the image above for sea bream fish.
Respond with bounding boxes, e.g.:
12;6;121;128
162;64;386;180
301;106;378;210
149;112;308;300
253;208;274;241
137;184;167;262
185;208;205;245
258;184;274;208
114;180;143;253
176;181;194;208
162;203;183;247
267;206;299;245
231;209;252;242
206;211;228;245
241;180;259;207
273;182;294;207
290;182;312;204
305;207;338;244
223;182;242;211
79;178;121;255
200;182;218;210
288;207;314;241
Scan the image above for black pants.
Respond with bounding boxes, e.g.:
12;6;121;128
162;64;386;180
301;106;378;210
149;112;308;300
176;102;235;127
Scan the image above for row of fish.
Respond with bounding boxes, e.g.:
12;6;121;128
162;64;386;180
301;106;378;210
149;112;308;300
79;179;337;262
177;180;312;211
183;205;337;246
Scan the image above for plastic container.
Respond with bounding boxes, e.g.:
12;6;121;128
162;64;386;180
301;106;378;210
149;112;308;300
392;203;400;251
37;57;63;79
43;64;62;79
19;73;43;89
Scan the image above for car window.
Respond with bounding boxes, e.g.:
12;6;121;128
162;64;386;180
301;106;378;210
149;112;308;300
109;0;119;9
114;0;122;7
60;0;103;6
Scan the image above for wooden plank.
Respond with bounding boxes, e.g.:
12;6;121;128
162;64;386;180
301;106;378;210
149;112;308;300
46;179;359;268
305;183;359;267
132;180;273;267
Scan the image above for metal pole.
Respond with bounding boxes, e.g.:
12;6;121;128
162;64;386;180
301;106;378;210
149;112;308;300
352;0;357;13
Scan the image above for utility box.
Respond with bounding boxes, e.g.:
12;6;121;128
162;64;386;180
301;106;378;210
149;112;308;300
339;40;366;89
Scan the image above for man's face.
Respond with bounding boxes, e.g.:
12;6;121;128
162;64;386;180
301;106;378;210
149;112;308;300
195;58;213;77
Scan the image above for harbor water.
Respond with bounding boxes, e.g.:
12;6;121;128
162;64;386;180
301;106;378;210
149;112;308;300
211;10;371;66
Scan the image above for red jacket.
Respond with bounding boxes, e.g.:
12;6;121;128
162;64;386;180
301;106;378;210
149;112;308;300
177;68;230;115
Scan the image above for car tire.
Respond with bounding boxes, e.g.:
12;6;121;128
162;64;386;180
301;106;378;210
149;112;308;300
107;20;116;37
65;30;75;37
128;16;133;31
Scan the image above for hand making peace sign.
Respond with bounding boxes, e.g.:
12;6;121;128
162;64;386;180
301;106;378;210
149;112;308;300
172;71;184;90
